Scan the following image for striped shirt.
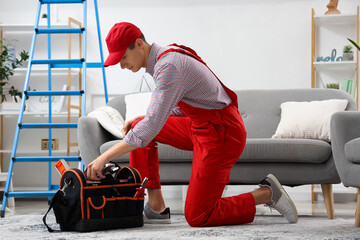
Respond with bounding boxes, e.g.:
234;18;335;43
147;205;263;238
123;43;232;148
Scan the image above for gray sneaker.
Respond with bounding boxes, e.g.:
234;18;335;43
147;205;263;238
259;174;298;223
143;203;171;224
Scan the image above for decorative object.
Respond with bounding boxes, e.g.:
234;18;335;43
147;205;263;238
0;39;29;103
272;99;348;142
317;49;343;62
326;83;340;89
325;0;341;15
342;79;356;98
343;45;354;61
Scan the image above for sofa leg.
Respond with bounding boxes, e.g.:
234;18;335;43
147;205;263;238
355;188;360;227
321;184;334;219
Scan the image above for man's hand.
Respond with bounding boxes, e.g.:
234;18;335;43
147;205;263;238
121;120;133;137
86;128;140;180
86;156;107;180
121;115;145;137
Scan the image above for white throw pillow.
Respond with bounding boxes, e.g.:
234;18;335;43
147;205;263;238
272;99;348;142
88;106;125;138
124;92;152;122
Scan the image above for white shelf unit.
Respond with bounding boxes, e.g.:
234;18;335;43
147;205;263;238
311;8;359;107
0;22;82;187
310;8;359;202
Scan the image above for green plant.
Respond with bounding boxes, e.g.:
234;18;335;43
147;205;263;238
343;45;353;53
326;83;339;89
0;39;30;103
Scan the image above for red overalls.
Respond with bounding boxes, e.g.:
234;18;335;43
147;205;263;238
129;45;256;227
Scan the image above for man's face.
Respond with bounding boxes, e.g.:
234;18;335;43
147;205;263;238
119;40;145;72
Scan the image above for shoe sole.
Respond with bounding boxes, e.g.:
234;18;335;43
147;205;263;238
266;174;298;223
143;214;171;224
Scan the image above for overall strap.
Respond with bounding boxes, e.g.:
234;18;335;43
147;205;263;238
157;43;238;108
158;43;206;65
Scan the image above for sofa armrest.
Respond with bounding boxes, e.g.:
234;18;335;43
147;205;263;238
330;111;360;186
77;116;116;166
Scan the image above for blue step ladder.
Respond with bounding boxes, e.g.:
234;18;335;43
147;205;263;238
1;0;108;217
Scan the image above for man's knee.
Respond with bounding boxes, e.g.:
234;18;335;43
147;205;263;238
184;208;206;227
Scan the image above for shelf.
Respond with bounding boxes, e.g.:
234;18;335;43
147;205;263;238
0;150;78;154
14;67;79;76
0;23;70;33
314;13;357;25
0;111;80;116
313;61;357;71
16;150;78;155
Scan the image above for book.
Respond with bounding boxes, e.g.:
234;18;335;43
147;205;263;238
350;79;357;99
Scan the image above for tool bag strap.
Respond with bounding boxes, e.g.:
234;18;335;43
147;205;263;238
42;190;65;232
115;166;142;184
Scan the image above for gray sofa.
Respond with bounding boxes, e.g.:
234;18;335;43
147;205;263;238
78;88;357;219
330;111;360;226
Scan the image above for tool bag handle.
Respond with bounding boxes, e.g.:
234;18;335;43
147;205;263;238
42;190;64;232
115;166;142;184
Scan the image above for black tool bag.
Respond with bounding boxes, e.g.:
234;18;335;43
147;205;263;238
43;166;144;232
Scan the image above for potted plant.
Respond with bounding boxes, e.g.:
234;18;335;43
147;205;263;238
343;45;354;61
0;39;30;107
326;83;339;89
41;13;48;25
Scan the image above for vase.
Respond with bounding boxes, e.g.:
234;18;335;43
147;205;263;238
343;52;354;61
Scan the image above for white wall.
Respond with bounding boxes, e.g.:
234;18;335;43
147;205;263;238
1;0;359;112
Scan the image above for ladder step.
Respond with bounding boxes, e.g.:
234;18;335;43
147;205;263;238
7;191;56;198
86;62;103;68
36;28;84;34
13;156;81;162
32;59;84;65
36;61;104;69
40;0;85;4
25;90;84;96
20;123;78;129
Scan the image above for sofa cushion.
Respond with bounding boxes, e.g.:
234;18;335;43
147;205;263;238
240;138;331;163
345;137;360;163
100;138;331;164
100;140;193;163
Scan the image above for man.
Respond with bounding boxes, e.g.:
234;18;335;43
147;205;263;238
86;22;298;226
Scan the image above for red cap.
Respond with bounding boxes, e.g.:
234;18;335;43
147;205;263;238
103;22;143;67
